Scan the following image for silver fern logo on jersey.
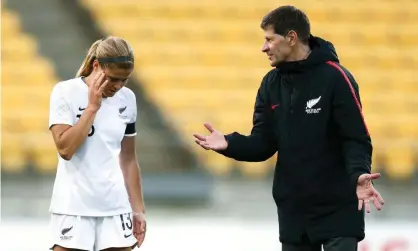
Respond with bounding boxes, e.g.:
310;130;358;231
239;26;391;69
119;106;129;119
305;96;322;114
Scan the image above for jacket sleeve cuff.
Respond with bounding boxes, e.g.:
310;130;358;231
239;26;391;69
350;172;362;186
215;134;235;157
349;171;370;194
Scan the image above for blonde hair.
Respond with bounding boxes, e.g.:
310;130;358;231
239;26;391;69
76;36;134;77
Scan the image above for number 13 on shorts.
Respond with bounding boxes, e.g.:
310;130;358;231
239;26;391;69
119;213;133;238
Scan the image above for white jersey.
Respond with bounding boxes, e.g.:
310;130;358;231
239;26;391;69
48;77;137;217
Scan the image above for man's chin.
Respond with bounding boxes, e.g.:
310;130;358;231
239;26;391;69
269;60;279;67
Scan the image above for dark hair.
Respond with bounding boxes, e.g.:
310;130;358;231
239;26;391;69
260;6;310;44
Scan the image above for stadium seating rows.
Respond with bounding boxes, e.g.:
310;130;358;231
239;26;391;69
2;1;417;180
1;8;59;173
79;0;418;180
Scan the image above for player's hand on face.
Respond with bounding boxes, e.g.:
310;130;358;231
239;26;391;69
132;212;146;248
356;173;385;213
88;71;109;111
193;123;228;151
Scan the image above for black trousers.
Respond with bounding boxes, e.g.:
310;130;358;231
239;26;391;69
282;237;358;251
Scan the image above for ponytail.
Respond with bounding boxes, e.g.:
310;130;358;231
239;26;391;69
76;39;102;77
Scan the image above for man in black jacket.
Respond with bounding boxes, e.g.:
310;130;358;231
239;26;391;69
193;5;385;251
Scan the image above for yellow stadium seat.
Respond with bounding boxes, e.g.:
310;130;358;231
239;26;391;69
1;10;22;36
1;132;27;173
383;143;415;180
2;34;39;61
2;86;51;106
28;133;58;173
1;109;26;134
22;112;50;133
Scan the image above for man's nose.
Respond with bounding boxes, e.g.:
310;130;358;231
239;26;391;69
261;43;268;52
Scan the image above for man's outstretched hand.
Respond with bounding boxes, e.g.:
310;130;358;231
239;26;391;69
357;173;385;213
193;123;228;151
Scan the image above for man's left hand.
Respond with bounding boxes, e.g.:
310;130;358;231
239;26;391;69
356;173;385;213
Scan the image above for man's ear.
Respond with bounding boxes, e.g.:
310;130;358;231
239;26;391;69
287;30;298;46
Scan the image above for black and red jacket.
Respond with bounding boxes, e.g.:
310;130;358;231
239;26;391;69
219;36;372;243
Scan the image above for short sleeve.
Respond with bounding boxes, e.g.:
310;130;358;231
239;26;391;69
124;90;137;137
48;84;75;129
128;91;137;124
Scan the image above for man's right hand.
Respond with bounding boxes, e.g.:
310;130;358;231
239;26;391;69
193;123;228;151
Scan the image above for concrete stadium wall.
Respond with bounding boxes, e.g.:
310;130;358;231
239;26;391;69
1;218;417;251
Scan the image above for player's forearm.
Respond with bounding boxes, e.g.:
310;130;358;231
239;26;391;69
58;107;97;160
121;160;145;213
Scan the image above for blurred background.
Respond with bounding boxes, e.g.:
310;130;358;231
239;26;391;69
1;0;418;250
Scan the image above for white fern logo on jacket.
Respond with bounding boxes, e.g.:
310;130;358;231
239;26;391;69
305;96;322;114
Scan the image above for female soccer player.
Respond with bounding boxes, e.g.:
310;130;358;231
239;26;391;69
48;36;146;251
